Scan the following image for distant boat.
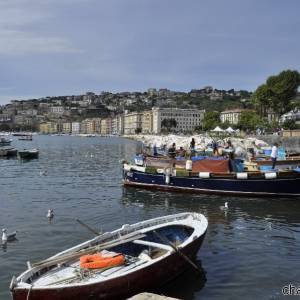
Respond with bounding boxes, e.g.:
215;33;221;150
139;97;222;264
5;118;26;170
10;212;208;300
18;134;33;141
0;136;12;146
18;148;39;159
0;146;18;157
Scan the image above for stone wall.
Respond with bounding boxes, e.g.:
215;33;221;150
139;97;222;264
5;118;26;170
254;135;300;153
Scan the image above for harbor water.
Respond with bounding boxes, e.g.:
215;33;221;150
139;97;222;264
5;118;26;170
0;135;300;300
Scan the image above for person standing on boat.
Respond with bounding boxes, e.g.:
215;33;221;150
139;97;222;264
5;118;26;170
168;143;176;158
153;144;158;156
270;142;278;169
190;138;196;157
212;140;218;156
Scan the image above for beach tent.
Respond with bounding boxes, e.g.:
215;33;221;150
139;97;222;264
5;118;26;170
211;126;224;132
225;127;235;133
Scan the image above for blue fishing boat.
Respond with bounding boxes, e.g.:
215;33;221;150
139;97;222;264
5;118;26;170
122;157;300;197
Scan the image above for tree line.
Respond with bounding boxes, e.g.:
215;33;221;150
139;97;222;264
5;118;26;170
202;69;300;132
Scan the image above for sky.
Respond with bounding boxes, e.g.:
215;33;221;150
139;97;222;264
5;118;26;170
0;0;299;105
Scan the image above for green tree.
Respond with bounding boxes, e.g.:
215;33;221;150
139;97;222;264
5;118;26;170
237;111;267;131
282;119;297;130
161;118;177;131
252;70;300;116
202;111;220;130
252;84;272;116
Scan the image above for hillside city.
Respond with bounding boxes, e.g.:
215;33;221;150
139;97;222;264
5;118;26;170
0;86;299;135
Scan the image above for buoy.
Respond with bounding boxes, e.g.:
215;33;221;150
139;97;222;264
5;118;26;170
186;159;192;171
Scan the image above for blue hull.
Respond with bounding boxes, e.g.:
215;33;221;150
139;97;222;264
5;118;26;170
123;170;300;197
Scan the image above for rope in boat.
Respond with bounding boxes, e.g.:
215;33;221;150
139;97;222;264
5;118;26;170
26;285;32;300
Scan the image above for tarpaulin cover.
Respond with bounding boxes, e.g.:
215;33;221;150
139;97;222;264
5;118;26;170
145;157;173;168
192;159;230;173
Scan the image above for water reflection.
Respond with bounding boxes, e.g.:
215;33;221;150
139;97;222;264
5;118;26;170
0;136;300;300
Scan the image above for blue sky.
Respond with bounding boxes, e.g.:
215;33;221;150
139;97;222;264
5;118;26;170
0;0;299;104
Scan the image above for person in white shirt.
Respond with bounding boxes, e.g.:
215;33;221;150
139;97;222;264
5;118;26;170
270;142;278;169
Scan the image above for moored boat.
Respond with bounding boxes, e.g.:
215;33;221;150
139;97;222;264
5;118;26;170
18;148;39;159
122;157;300;197
10;212;208;300
0;146;18;157
18;134;33;141
0;136;12;146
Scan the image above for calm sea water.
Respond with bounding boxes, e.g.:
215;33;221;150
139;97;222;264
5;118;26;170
0;135;299;300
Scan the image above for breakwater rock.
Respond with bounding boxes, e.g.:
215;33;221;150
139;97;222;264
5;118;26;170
254;135;300;153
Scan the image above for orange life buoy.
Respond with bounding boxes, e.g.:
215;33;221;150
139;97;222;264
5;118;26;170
80;252;125;269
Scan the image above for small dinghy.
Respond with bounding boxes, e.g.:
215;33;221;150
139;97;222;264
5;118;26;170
18;148;39;159
10;212;208;300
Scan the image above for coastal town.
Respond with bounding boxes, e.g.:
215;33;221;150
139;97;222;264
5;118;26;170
1;0;300;298
0;85;299;136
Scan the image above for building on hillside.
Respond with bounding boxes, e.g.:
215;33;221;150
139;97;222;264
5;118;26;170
111;115;124;135
124;112;143;134
39;122;59;134
80;118;101;134
80;119;89;134
62;122;72;134
220;109;255;125
267;109;279;123
50;106;65;115
280;110;300;124
142;110;153;134
147;88;157;97
151;107;205;134
116;115;124;135
0;113;12;123
72;122;81;134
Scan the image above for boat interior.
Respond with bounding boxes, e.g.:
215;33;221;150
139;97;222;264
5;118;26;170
22;225;194;288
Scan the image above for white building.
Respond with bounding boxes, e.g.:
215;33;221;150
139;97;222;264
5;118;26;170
280;110;300;124
220;109;255;125
50;106;64;115
71;122;81;134
124;112;143;135
152;107;205;134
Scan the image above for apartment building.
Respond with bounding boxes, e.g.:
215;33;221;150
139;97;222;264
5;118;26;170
62;122;72;134
39;122;59;134
124;112;143;134
220;109;255;124
72;122;81;134
152;107;205;134
142;110;153;134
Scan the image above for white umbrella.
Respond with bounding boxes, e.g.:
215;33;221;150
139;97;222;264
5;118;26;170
225;127;235;133
211;126;224;132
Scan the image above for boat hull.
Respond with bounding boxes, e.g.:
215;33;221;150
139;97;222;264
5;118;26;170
123;170;300;197
18;151;39;159
12;234;206;300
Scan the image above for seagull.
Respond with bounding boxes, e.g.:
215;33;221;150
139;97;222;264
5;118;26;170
220;202;229;211
47;209;54;219
2;229;17;243
39;170;47;176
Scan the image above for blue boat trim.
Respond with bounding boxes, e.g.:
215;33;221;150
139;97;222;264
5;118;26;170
123;170;300;197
